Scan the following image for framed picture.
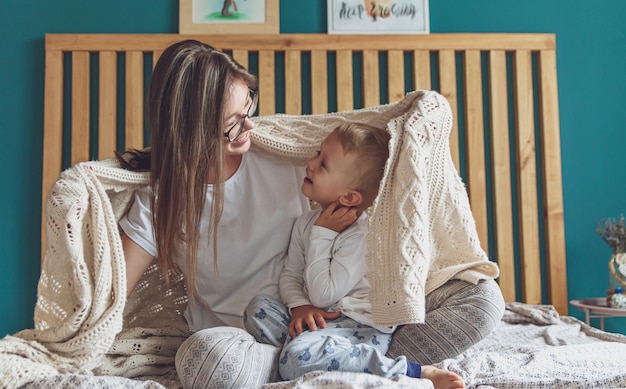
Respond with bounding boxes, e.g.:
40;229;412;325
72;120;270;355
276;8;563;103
327;0;429;34
179;0;279;34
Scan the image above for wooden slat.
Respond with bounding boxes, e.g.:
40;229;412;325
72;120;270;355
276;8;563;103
71;51;90;166
336;50;354;112
152;50;163;69
439;50;459;170
311;50;328;114
125;51;144;150
362;50;380;108
387;50;405;103
41;49;64;261
538;49;568;315
284;51;302;115
513;49;542;306
489;50;516;303
463;50;488;252
46;33;556;52
258;50;275;115
413;50;431;90
98;51;117;159
231;49;248;70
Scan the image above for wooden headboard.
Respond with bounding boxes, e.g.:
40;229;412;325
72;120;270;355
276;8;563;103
42;33;567;314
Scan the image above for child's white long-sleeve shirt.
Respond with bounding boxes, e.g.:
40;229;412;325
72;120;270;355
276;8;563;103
280;208;395;333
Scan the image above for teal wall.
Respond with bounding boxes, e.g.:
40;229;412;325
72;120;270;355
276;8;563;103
1;0;625;336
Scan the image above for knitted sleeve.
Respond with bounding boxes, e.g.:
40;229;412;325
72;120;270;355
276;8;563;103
366;91;499;326
0;160;151;386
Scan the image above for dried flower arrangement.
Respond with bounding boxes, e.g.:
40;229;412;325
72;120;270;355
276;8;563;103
596;214;626;254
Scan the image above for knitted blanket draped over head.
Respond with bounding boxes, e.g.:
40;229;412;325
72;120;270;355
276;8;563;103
0;90;498;387
251;90;499;325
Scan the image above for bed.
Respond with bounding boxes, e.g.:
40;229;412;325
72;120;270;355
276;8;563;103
2;33;625;388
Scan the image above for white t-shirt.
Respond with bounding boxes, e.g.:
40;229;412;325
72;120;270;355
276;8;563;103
119;149;310;331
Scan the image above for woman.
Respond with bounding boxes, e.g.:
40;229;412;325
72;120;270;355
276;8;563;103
119;40;314;332
119;40;504;388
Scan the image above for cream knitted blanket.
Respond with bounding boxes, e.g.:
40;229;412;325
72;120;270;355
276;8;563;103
0;90;498;387
251;90;499;324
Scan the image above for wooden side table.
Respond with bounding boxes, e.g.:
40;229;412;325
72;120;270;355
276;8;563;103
570;297;626;330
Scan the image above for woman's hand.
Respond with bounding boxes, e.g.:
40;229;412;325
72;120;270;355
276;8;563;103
288;304;341;338
314;202;359;233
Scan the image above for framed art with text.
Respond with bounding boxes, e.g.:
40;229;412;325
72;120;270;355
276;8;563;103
180;0;279;34
327;0;429;34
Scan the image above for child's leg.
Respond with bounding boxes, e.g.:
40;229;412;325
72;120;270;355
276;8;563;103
278;315;407;380
243;294;291;347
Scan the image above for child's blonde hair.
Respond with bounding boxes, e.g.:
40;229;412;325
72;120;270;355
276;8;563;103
332;122;390;209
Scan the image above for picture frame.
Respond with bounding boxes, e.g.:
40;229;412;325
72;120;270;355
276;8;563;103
327;0;429;34
179;0;279;34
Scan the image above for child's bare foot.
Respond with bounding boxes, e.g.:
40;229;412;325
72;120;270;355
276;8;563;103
421;365;465;389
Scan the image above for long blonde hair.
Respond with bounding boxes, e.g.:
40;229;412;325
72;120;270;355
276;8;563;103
148;40;257;297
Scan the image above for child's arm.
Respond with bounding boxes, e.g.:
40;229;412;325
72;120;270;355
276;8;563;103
288;304;341;338
280;215;312;308
281;210;342;337
304;203;368;308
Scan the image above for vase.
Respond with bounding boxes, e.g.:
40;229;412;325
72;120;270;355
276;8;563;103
608;252;626;304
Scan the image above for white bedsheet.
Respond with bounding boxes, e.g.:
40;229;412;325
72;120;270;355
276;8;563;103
20;303;626;389
445;303;626;388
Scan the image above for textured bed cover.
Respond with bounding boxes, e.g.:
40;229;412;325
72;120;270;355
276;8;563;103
18;303;626;389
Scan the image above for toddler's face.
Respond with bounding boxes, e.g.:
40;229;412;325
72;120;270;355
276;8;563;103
302;132;358;209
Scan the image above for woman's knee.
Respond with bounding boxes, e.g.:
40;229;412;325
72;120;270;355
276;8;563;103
478;278;505;324
428;279;505;321
387;279;505;363
458;279;505;326
175;326;280;389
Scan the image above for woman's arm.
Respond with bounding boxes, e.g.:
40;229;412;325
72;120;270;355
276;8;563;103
122;232;155;298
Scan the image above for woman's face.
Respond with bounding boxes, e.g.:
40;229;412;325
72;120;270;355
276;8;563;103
223;79;255;156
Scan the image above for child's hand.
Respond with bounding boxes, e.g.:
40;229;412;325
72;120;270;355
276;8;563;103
314;202;359;232
288;305;341;338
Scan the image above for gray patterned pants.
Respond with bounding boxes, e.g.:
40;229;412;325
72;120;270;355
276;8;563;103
387;279;505;364
243;294;411;380
175;278;504;387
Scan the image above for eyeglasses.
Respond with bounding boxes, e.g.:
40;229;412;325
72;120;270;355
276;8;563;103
224;90;258;142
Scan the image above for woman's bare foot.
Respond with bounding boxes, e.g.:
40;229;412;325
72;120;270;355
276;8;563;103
421;365;465;389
